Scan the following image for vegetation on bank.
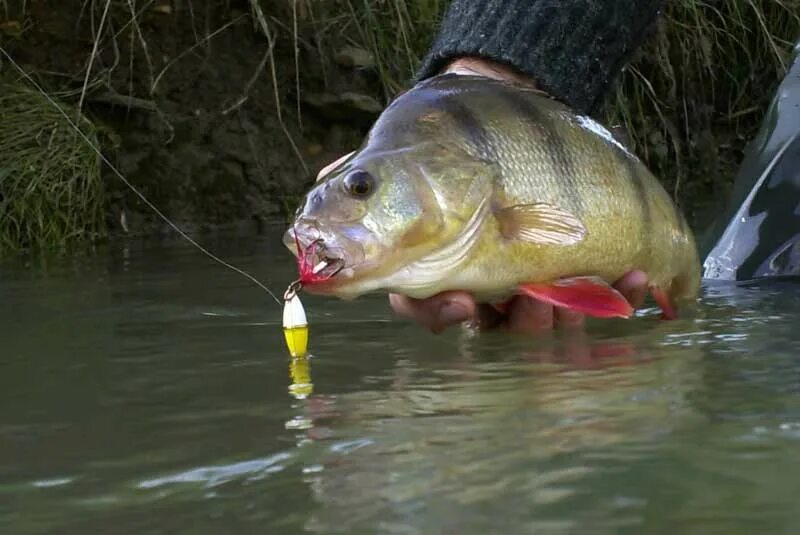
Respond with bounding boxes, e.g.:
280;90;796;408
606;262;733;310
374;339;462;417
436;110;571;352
0;0;799;252
610;0;800;204
0;78;104;252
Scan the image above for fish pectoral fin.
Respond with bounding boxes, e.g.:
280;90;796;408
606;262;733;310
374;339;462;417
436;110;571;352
517;276;634;318
495;203;586;245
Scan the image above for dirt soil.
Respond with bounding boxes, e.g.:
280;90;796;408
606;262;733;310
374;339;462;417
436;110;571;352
1;0;373;236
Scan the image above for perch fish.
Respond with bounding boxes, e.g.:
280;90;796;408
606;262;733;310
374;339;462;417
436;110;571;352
284;74;700;319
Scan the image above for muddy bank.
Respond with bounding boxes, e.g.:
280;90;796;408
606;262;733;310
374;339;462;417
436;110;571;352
1;0;375;236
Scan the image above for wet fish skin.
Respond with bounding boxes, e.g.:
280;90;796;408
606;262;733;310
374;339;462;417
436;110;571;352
285;74;700;316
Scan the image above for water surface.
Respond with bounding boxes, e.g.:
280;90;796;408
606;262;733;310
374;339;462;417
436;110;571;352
2;229;800;534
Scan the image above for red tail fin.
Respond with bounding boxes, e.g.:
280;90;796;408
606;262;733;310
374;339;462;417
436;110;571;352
650;286;677;320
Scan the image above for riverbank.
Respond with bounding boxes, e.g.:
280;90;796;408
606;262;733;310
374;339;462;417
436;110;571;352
1;0;798;251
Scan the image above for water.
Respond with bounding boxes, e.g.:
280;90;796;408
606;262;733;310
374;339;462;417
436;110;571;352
2;229;800;534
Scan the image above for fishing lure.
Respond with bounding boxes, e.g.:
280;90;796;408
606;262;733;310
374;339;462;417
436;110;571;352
283;281;307;358
282;233;343;358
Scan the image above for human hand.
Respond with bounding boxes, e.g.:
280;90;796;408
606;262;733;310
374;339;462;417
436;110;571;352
439;57;541;89
389;271;649;334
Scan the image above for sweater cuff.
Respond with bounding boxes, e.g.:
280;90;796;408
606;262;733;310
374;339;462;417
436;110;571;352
415;0;665;114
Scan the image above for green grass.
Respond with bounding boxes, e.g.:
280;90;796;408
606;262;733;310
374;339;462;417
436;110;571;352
0;77;105;254
291;0;443;99
608;0;800;205
339;0;443;97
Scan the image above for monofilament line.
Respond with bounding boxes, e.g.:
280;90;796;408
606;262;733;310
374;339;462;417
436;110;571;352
0;46;283;305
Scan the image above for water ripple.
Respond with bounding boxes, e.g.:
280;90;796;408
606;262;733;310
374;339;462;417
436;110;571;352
137;452;293;489
31;477;74;489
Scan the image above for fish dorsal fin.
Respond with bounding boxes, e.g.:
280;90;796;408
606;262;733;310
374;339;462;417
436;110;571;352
495;203;586;245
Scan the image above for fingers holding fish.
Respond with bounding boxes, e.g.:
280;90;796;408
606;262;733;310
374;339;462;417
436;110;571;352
388;293;583;334
613;270;649;309
388;270;649;334
441;57;541;90
388;291;475;334
553;306;585;329
503;271;648;332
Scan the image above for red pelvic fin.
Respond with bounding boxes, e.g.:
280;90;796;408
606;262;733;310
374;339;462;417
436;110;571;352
517;276;634;319
650;286;677;320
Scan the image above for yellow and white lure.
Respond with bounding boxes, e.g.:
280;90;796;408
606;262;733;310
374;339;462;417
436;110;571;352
282;281;308;358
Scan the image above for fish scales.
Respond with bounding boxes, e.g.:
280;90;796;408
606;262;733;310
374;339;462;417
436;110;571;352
408;77;695;300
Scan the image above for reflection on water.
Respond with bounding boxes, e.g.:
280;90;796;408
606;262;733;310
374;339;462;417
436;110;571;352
298;344;704;533
2;231;800;534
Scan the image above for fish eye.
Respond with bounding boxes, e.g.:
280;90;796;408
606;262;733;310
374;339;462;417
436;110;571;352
343;170;375;198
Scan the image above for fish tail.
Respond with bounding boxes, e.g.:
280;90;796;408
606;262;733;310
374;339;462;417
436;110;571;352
649;285;677;320
650;267;700;320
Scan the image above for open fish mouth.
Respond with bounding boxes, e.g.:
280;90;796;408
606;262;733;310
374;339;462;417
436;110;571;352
284;220;373;294
304;241;345;280
288;230;347;286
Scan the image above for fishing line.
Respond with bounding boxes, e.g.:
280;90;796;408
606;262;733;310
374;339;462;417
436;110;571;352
0;46;283;305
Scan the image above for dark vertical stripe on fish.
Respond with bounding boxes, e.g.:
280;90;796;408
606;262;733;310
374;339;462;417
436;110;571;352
618;151;653;238
432;94;493;160
495;88;582;213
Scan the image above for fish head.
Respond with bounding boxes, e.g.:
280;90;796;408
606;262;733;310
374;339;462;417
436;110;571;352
284;144;472;298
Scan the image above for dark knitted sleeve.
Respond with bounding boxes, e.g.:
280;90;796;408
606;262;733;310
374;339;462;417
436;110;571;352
415;0;666;114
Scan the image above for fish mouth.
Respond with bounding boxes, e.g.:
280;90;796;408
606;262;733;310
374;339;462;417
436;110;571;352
303;242;346;280
283;227;352;291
